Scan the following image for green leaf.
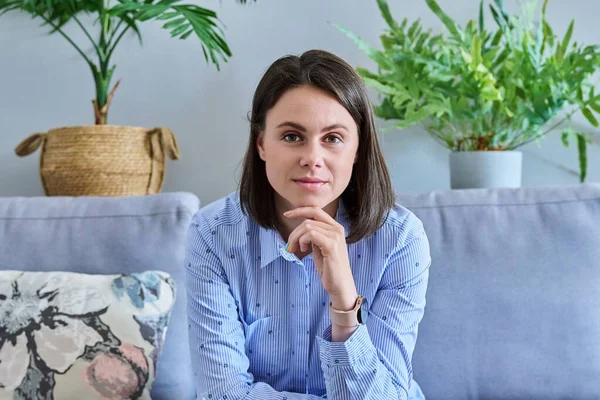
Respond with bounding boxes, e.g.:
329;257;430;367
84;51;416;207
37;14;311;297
478;0;484;34
162;17;186;29
489;5;503;29
119;15;143;46
561;130;570;147
576;133;588;182
589;101;600;114
169;24;188;37
543;21;555;49
156;11;179;20
540;0;549;53
376;0;398;30
336;25;393;70
361;77;396;95
425;0;461;39
490;29;503;47
582;107;599;127
471;34;483;67
557;19;574;61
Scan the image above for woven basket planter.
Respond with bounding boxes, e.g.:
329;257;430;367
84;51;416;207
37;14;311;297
15;125;180;196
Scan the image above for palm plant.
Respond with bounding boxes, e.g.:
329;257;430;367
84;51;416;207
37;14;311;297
0;0;253;124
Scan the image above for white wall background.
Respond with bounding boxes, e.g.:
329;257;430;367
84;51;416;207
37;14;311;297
1;0;599;207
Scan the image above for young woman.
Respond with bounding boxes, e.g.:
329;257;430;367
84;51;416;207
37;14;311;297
185;49;430;399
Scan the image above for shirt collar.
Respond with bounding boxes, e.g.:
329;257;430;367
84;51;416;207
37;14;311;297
258;199;351;269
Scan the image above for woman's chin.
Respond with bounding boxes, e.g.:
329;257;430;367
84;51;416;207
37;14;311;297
275;187;339;211
291;194;337;210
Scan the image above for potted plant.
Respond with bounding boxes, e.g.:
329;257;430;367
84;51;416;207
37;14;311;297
3;0;253;196
338;0;600;189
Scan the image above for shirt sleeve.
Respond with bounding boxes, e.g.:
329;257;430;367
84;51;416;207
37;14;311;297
184;213;327;400
316;214;431;400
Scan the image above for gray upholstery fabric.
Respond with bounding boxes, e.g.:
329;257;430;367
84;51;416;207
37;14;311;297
0;192;200;400
3;184;599;399
398;184;600;400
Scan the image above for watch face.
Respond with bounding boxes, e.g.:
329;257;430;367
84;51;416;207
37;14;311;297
358;297;368;324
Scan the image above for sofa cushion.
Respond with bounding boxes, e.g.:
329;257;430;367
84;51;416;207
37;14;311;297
398;183;600;399
0;192;200;400
0;270;175;400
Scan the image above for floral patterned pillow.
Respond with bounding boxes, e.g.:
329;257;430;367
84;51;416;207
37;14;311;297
0;270;176;400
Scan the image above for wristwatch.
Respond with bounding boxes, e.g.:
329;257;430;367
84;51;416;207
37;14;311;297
329;296;368;327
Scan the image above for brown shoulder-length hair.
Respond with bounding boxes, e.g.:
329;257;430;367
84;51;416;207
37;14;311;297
239;49;395;243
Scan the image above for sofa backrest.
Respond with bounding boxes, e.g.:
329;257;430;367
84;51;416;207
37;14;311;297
0;192;200;400
5;184;599;399
398;183;600;399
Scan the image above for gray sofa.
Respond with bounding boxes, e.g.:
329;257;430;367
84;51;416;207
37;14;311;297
1;183;599;399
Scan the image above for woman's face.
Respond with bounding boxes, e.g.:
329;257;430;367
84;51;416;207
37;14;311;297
257;85;359;212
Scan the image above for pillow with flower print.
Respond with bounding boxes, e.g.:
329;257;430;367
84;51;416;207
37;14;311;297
0;270;176;400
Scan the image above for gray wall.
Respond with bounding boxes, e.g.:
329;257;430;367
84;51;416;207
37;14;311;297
1;0;599;207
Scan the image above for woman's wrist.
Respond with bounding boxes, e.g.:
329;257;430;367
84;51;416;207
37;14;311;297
329;290;360;342
331;324;359;342
329;290;359;311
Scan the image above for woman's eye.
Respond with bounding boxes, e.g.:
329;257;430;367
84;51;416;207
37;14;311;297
283;133;301;142
325;135;342;144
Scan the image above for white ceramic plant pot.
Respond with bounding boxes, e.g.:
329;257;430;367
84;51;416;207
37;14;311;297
449;151;522;189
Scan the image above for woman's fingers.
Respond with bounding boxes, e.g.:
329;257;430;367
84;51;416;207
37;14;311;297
297;227;331;254
283;206;337;226
287;222;334;253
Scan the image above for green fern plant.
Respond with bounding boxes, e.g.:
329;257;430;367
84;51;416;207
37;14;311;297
337;0;600;182
0;0;253;124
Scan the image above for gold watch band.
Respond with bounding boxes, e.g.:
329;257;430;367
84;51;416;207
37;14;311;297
329;296;364;327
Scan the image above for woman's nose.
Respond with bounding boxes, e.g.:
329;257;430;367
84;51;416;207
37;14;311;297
299;142;324;168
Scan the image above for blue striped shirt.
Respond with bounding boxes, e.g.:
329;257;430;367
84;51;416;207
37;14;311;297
184;192;430;399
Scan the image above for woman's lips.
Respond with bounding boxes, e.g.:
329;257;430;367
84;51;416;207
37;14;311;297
293;179;327;191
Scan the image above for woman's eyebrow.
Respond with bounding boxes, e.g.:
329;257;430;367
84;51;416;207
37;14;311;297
276;121;349;133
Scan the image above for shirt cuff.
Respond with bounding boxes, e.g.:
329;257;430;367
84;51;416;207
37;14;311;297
316;324;377;366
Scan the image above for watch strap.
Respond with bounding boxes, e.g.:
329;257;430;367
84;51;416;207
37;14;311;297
329;296;364;327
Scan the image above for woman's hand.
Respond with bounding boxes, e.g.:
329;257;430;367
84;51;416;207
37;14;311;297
284;207;358;310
